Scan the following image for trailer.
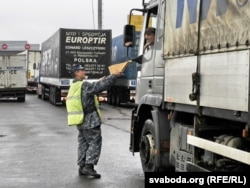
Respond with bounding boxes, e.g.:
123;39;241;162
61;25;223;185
0;54;27;102
107;32;140;106
0;41;33;102
38;28;111;105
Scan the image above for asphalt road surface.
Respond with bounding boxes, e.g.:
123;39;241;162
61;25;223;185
0;94;144;188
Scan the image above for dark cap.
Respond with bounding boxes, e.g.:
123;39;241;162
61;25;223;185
71;64;85;73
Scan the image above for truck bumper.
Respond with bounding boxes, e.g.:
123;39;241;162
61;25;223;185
0;88;26;98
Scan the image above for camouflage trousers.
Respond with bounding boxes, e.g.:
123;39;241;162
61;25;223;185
76;126;102;167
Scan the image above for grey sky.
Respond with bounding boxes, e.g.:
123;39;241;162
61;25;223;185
1;0;141;44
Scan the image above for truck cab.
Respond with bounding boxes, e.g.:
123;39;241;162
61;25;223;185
124;1;172;172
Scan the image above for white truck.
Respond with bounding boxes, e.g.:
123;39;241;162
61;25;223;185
0;54;27;102
0;41;33;102
124;0;250;173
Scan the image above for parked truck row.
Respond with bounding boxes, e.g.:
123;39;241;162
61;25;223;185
125;0;250;173
0;29;139;106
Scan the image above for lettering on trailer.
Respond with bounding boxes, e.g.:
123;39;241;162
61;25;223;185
9;70;17;74
73;58;97;63
65;31;107;44
6;66;24;69
63;30;111;78
64;46;106;50
65;31;107;37
65;36;107;44
176;0;249;28
6;66;24;74
0;67;23;75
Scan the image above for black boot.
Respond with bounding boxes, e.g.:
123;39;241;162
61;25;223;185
82;164;101;178
78;165;86;176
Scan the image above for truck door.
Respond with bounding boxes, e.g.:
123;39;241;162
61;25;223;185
135;5;165;103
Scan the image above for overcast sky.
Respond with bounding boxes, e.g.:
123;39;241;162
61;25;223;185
1;0;142;44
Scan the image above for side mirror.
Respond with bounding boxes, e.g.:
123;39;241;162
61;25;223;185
123;24;136;47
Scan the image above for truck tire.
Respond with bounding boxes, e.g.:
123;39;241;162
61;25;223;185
140;119;158;172
111;88;117;106
49;86;56;105
17;97;25;102
107;89;111;105
116;88;121;106
41;86;46;100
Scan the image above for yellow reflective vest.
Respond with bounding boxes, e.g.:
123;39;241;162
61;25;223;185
66;81;100;126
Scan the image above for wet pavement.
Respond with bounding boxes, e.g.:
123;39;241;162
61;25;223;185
0;94;144;188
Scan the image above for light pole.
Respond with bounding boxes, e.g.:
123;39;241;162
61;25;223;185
98;0;102;29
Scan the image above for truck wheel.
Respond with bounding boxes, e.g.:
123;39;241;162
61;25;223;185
111;88;117;106
107;89;112;105
116;88;121;106
17;97;25;102
49;86;56;105
41;86;46;100
140;119;157;172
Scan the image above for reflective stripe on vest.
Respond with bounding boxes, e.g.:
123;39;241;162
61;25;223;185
66;81;83;126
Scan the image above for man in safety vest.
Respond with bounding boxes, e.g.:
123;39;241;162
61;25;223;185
66;64;121;178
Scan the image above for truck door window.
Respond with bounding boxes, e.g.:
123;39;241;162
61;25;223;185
144;7;158;47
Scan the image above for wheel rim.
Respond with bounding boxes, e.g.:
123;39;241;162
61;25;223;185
140;134;155;169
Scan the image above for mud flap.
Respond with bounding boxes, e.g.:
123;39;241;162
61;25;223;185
151;110;171;169
130;108;137;154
